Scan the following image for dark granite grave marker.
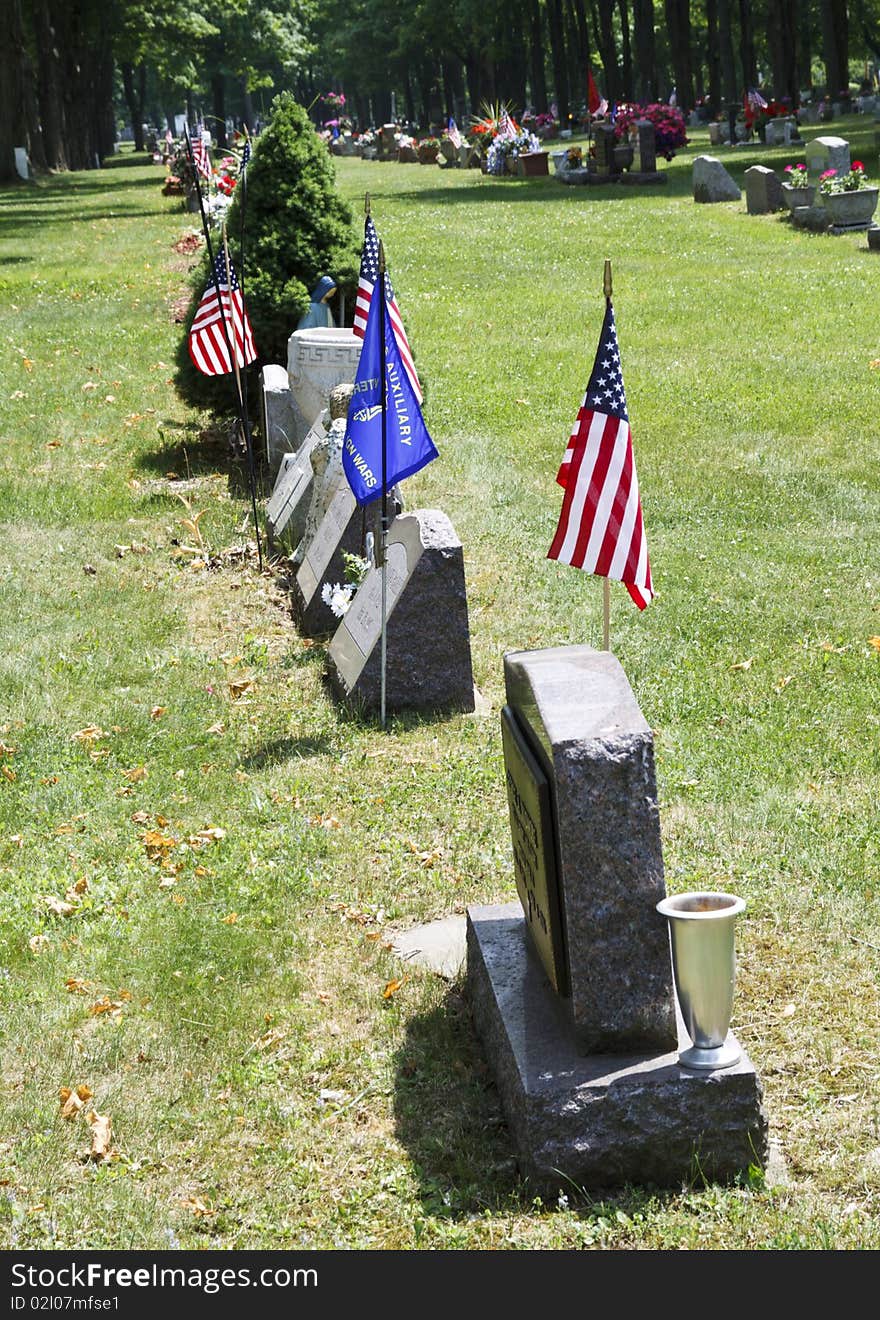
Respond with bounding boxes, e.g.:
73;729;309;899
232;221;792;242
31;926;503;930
594;124;616;174
467;643;769;1192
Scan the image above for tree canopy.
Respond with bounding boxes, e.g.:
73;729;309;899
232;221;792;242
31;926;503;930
4;1;880;181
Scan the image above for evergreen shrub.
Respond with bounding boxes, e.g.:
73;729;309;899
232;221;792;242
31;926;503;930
174;92;361;413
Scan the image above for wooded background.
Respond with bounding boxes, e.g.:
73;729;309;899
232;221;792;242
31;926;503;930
2;1;878;179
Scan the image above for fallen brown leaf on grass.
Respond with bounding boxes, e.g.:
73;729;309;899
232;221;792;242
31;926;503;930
869;637;880;651
122;766;147;782
730;658;754;671
28;934;51;954
65;977;91;994
59;1084;92;1119
42;895;77;918
180;1196;215;1217
382;976;407;1000
71;725;105;743
86;1110;113;1160
228;679;254;699
150;706;167;720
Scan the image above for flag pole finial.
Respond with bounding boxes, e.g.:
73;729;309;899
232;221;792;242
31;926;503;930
365;192;371;216
603;259;612;299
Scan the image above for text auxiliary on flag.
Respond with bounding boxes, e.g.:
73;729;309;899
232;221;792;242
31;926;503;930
547;298;653;610
343;269;438;506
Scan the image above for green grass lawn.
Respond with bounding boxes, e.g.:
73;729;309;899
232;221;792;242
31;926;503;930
1;121;879;1251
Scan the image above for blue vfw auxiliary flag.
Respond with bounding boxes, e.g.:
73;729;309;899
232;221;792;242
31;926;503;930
343;271;438;505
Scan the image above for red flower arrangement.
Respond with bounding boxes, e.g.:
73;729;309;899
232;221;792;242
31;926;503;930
612;103;689;160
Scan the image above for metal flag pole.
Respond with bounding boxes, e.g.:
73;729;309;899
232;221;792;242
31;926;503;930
233;141;263;572
378;240;389;730
184;126;262;571
602;257;612;651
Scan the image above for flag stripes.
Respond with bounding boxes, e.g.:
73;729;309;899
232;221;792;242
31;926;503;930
547;300;653;610
354;214;422;403
188;252;257;377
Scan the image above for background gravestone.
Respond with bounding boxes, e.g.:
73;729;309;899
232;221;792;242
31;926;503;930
286;326;362;449
745;165;784;214
692;155;742;202
326;509;475;716
261;363;300;474
805;135;850;178
265;417;326;553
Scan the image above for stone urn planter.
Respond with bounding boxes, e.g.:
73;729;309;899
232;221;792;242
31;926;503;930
417;143;440;164
781;182;816;212
517;150;549;177
821;186;879;229
613;143;635;172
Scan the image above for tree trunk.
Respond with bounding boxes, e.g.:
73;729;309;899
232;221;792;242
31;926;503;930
618;0;633;101
121;62;145;152
632;0;657;101
527;0;549;110
547;0;571;123
566;0;592;113
738;0;757;92
705;0;721;114
0;0;28;181
664;0;694;110
211;74;227;148
767;0;798;103
239;76;255;134
33;0;68;169
795;0;813;94
594;0;620;103
717;0;737;102
820;0;849;100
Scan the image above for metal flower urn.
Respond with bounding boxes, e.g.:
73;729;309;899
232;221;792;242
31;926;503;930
656;891;746;1071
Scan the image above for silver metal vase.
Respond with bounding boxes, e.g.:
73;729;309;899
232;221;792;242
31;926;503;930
656;891;746;1071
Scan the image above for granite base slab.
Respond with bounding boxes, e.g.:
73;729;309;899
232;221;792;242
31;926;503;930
466;902;769;1195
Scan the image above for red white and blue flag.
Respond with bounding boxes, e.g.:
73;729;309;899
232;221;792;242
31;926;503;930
188;251;258;377
447;117;463;149
547;300;653;609
354;214;422;403
191;132;211;180
588;70;608;118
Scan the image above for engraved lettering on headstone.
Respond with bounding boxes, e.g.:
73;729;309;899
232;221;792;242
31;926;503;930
346;543;408;657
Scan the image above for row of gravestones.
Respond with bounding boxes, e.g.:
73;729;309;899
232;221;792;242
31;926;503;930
693;134;880;237
259;323;771;1197
261;324;477;718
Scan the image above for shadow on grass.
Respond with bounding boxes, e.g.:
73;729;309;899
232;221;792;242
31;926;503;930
393;985;688;1224
392;985;526;1215
240;733;335;767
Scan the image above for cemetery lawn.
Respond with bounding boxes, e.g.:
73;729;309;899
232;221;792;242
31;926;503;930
1;125;880;1252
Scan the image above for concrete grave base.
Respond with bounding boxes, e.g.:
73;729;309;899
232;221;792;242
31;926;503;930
466;903;769;1195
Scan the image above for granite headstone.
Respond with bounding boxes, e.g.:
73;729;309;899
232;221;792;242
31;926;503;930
326;510;475;715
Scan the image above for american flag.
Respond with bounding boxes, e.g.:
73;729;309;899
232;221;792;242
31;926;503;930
191;132;211;179
588;70;608;118
188;250;258;377
547;300;653;610
497;107;518;140
241;139;251;171
447;117;463;149
353;214;422;403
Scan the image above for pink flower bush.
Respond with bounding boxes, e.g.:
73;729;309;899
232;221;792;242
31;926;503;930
612;103;688;160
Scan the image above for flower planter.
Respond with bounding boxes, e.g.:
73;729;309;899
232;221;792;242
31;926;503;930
821;186;879;229
417;145;440;164
780;182;816;212
517;151;549;177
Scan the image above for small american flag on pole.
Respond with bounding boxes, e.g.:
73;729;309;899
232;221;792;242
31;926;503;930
496;107;518;139
547;299;653;610
447;117;463;149
188;250;258;377
354;213;422;403
191;132;212;180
